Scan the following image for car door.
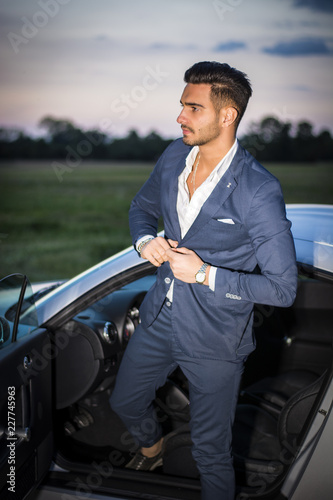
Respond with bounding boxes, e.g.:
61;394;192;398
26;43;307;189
0;274;53;500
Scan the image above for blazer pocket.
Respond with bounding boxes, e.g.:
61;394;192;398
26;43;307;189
217;218;235;224
208;218;243;231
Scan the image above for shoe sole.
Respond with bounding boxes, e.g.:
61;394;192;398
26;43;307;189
149;457;163;471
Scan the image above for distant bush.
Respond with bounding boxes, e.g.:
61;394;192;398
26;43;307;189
0;115;332;162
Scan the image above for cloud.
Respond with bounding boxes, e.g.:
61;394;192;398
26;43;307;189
262;37;333;57
292;0;333;12
213;41;247;52
149;42;175;50
147;42;197;51
290;85;312;91
93;35;112;42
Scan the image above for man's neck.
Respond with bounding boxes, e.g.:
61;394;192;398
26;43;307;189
198;134;236;174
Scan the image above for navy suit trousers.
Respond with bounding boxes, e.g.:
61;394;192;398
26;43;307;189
110;301;244;500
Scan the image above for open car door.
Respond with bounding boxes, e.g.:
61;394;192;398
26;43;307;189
0;274;53;500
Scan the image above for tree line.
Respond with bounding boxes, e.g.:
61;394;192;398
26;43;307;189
0;115;332;162
240;117;333;162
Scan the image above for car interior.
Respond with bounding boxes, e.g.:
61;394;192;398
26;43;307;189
48;266;333;499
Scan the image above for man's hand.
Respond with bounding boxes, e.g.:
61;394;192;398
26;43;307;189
141;237;178;267
166;246;210;284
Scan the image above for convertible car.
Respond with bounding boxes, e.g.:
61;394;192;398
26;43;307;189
0;204;332;500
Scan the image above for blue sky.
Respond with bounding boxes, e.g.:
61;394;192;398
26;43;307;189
1;0;333;138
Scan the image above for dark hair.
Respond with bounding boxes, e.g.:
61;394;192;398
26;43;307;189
184;61;252;125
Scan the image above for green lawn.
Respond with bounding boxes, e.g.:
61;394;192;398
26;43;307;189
264;162;333;204
0;160;332;281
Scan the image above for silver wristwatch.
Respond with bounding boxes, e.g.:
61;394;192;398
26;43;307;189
195;262;208;284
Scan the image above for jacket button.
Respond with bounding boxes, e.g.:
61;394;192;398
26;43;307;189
164;277;171;284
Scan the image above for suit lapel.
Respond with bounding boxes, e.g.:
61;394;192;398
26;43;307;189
180;146;245;245
167;154;188;242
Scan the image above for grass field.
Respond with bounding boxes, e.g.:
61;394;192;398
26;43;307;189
1;160;332;281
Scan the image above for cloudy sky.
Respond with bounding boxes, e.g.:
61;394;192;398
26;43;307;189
1;0;333;139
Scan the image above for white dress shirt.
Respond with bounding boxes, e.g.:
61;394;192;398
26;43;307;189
177;140;238;238
137;139;239;299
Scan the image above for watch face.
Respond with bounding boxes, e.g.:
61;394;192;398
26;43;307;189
196;271;205;284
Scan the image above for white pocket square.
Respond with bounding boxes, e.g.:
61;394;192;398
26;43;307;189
217;218;235;224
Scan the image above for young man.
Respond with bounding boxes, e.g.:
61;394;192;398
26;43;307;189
110;61;297;499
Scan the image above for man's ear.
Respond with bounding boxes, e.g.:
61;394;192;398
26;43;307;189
220;106;238;128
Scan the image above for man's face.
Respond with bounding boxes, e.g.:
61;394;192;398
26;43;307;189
177;83;222;146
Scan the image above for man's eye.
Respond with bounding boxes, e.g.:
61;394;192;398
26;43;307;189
192;107;199;112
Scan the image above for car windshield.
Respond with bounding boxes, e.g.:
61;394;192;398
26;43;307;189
0;274;39;348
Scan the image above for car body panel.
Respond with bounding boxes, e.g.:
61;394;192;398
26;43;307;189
0;275;53;500
34;246;147;328
282;375;333;499
1;205;332;500
286;204;333;274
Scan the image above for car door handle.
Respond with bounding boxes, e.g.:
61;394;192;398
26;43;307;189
23;355;32;370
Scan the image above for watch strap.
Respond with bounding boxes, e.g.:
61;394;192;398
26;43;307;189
195;262;208;284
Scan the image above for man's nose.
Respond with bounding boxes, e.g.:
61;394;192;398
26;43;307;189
177;108;186;124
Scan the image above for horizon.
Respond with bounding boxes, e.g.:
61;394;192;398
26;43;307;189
1;0;333;140
1;113;330;141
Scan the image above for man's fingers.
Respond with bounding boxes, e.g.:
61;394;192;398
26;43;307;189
165;247;177;261
167;239;179;248
141;237;171;265
171;246;191;255
166;247;192;260
151;254;162;266
141;237;184;266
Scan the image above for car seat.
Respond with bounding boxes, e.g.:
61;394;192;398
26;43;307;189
162;372;326;491
239;369;319;417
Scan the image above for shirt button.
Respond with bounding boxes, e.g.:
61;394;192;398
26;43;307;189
166;301;172;307
226;293;231;298
164;277;171;285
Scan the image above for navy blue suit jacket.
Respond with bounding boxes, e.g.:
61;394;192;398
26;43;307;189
129;139;297;361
